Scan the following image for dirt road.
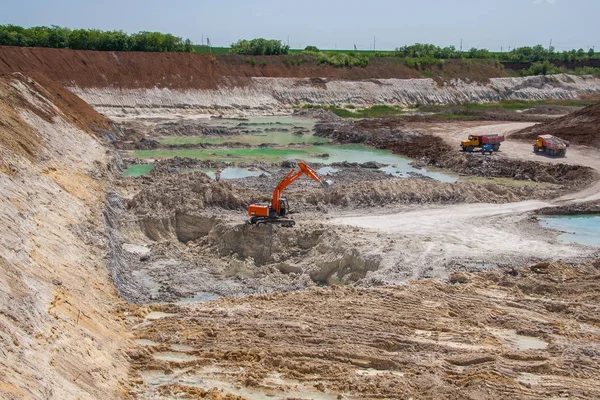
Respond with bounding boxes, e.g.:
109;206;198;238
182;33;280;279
427;121;600;202
326;122;600;278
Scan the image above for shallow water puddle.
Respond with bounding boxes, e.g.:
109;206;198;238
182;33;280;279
538;214;600;246
123;164;154;177
488;328;548;351
129;115;457;182
517;335;548;350
203;167;265;180
135;339;160;346
317;166;338;175
152;351;197;363
133;144;456;181
145;311;178;320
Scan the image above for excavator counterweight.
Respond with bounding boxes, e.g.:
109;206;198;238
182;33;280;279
247;162;332;227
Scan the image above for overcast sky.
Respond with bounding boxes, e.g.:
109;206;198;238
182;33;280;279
1;0;598;51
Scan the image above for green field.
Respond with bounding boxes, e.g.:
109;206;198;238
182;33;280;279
301;104;404;118
135;147;311;162
192;45;231;54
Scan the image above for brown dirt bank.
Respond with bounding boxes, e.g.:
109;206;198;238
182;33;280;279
512;101;600;148
0;73;129;398
535;200;600;215
129;261;600;399
0;47;510;90
0;72;111;160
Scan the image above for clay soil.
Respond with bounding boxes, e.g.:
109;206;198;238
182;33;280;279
513;101;600;148
128;261;600;400
0;47;509;90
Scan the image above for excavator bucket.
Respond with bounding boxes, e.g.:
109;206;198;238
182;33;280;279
322;179;334;192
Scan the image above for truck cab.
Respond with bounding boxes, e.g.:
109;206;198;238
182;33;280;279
461;135;480;152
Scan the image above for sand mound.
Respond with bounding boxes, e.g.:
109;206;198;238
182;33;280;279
512;101;600;147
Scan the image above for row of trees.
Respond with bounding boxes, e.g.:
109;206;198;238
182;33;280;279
393;43;595;63
0;25;194;52
230;38;289;55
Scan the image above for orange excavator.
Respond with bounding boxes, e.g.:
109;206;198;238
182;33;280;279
247;161;332;227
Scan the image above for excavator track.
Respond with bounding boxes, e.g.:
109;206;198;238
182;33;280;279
250;216;296;228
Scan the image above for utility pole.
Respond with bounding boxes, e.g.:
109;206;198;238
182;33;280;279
287;34;290;47
354;44;357;51
373;37;376;51
549;38;553;52
460;38;463;52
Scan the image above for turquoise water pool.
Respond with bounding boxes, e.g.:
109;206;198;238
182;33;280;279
538;215;600;247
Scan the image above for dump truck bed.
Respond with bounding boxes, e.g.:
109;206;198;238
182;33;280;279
540;135;568;150
479;135;505;144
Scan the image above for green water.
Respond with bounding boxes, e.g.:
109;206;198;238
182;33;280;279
159;132;329;145
539;215;600;247
134;147;311;162
133;144;457;182
128;116;458;182
123;164;154;177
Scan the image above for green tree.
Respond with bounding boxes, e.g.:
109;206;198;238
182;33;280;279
230;38;289;55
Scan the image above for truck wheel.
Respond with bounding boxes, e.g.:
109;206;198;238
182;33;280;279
466;146;474;153
493;144;500;152
534;146;539;153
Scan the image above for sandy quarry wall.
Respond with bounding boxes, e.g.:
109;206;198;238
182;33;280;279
2;47;599;117
0;73;129;399
71;74;600;117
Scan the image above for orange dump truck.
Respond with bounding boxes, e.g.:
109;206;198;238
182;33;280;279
533;135;569;157
460;134;505;153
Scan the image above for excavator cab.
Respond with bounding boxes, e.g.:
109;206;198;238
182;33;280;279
278;197;290;216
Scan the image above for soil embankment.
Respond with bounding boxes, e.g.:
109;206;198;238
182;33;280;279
0;73;129;399
2;47;599;116
513;101;600;148
0;47;503;89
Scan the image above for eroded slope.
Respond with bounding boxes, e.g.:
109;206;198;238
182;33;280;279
0;73;129;399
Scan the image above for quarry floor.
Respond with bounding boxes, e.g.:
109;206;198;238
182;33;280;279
107;115;600;399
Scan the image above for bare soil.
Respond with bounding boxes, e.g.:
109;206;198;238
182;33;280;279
127;261;600;400
513;101;600;148
0;47;512;90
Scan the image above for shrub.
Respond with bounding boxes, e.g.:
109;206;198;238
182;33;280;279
522;61;564;76
230;38;289;55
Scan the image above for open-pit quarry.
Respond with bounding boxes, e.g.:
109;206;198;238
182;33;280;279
2;47;600;399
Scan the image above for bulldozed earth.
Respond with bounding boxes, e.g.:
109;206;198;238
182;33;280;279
2;47;600;399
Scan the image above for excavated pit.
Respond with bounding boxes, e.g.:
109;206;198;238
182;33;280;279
107;195;385;304
105;112;600;305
